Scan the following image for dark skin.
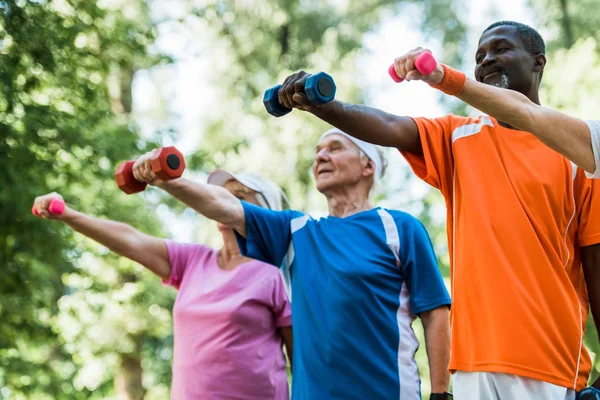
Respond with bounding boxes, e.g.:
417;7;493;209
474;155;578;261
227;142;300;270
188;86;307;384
474;25;546;127
278;24;600;390
582;245;600;390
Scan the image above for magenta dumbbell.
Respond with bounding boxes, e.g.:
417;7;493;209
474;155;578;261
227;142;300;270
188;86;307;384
388;52;437;83
32;198;65;217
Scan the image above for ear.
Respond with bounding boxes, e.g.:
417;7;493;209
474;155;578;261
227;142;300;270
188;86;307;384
362;158;376;177
533;53;546;73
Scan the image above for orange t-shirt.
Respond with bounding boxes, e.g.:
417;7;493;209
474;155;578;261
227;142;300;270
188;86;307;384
402;114;600;390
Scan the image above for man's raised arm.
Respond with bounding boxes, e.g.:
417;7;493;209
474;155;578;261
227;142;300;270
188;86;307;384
392;47;596;174
277;71;423;154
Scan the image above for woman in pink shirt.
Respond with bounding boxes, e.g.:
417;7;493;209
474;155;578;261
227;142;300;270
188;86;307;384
32;170;293;400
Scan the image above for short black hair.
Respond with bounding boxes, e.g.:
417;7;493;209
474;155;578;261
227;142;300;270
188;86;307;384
483;21;545;55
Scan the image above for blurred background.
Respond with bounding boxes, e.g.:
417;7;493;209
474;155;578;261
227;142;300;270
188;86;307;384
2;0;600;398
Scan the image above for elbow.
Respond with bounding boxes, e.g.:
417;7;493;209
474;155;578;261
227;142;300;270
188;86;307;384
421;305;450;331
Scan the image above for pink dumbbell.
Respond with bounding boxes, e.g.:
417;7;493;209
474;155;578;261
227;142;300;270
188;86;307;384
32;198;66;217
388;52;437;83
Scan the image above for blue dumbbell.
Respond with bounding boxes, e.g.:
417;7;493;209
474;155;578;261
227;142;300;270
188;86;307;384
263;72;337;117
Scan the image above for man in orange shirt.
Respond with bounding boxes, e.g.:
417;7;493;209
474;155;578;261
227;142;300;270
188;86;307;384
273;21;600;400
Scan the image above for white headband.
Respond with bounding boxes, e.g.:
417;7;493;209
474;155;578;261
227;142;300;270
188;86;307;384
319;128;383;178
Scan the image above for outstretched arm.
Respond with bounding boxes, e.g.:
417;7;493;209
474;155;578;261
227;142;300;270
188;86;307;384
130;151;246;236
456;78;595;173
32;193;170;279
392;48;596;173
277;71;423;153
158;178;246;236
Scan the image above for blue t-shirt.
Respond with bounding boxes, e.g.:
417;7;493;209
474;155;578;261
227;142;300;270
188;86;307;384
236;202;451;400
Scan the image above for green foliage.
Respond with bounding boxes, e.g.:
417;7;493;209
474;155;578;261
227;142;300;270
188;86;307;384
0;0;172;398
158;0;468;214
529;0;600;52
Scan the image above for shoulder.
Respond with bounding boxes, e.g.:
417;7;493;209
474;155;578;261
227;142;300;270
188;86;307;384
380;208;418;223
410;114;494;136
165;240;215;258
413;113;490;125
380;209;429;232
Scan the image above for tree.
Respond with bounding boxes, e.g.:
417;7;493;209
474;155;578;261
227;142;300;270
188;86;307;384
529;0;600;53
0;0;173;398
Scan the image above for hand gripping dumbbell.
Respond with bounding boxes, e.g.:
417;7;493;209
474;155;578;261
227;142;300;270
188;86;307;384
32;197;65;217
115;146;186;194
263;72;337;117
388;51;437;83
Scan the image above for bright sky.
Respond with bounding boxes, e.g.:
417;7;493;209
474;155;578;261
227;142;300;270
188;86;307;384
133;0;538;242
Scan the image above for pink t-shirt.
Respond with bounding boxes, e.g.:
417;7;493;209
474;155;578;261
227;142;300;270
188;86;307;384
163;241;292;400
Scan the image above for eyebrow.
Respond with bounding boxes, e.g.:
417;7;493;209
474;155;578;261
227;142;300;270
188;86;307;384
477;37;514;53
315;139;345;152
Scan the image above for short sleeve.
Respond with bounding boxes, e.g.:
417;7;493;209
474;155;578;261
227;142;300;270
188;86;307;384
399;217;451;315
234;201;294;267
270;272;292;327
574;169;600;247
400;115;455;194
162;241;212;290
585;120;600;179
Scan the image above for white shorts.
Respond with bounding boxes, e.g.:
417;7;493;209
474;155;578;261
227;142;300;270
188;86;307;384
453;371;576;400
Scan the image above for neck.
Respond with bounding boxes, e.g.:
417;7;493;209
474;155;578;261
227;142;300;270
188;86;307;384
325;186;373;218
218;229;246;268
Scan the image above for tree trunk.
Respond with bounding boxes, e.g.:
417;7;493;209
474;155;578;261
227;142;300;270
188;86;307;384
114;351;146;400
558;0;574;49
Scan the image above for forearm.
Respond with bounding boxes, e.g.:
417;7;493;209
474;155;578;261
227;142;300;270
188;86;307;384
63;209;161;265
458;79;595;172
311;100;422;153
421;308;451;394
157;178;246;235
458;79;538;131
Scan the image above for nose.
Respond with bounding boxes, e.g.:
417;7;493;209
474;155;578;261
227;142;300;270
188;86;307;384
315;147;329;162
480;52;496;67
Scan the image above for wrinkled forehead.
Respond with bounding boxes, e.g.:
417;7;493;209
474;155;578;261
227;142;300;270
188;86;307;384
477;25;522;51
316;133;360;152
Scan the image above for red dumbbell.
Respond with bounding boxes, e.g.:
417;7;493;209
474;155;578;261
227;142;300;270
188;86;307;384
115;146;186;195
388;51;437;83
32;197;65;217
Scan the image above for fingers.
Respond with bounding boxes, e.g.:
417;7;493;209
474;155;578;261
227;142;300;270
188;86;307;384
393;47;430;82
132;151;157;184
406;70;425;81
278;71;313;110
33;192;64;219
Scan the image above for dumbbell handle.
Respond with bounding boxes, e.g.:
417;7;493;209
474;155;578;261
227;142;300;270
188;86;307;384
32;198;66;217
388;52;437;83
263;72;336;117
115;146;185;195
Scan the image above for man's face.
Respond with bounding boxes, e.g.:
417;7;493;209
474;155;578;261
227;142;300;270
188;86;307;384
475;25;537;92
312;134;369;194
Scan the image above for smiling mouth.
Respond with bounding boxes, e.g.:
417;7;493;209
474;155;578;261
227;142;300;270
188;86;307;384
482;71;501;81
317;170;333;175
